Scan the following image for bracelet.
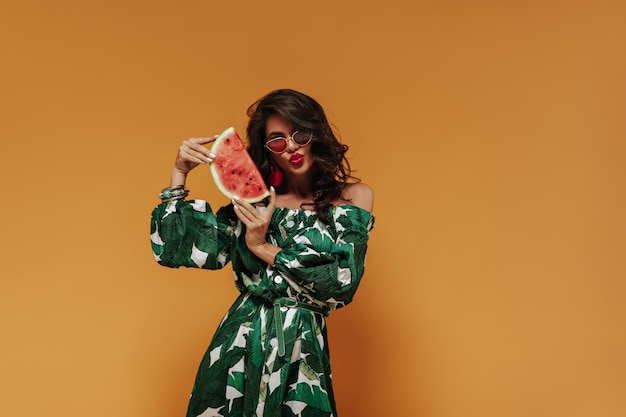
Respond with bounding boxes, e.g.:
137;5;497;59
159;185;189;202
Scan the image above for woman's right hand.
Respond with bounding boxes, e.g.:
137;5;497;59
170;136;218;186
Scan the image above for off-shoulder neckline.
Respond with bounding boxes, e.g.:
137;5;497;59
271;204;373;216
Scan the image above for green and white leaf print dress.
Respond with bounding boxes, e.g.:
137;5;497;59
150;199;374;417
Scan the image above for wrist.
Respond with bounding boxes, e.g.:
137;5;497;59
170;168;188;187
159;185;189;202
247;241;280;266
247;240;267;254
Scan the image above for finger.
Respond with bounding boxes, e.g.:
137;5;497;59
188;135;219;145
179;147;212;164
233;206;259;228
181;140;215;163
232;198;257;222
184;139;213;154
232;204;247;222
237;198;257;214
266;186;277;212
187;136;218;160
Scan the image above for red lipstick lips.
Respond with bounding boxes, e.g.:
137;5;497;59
289;153;304;165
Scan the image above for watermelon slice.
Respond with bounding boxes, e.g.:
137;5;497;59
210;127;270;203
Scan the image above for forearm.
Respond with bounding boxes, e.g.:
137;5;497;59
248;242;281;266
170;167;188;187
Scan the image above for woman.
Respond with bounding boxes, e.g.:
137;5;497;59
150;89;374;417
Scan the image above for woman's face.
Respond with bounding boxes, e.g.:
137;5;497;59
265;114;314;178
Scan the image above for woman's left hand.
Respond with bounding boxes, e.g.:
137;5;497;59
232;187;280;264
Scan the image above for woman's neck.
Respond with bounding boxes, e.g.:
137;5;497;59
274;175;315;209
281;175;313;200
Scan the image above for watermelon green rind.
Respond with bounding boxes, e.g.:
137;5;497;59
210;126;270;203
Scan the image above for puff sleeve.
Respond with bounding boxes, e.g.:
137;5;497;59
271;206;374;309
150;200;237;270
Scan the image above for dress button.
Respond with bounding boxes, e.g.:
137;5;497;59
274;275;283;284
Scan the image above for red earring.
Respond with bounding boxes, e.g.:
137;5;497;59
268;160;283;187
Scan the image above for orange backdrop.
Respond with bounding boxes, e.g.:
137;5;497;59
1;1;625;416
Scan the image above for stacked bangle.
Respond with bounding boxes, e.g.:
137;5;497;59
159;185;189;202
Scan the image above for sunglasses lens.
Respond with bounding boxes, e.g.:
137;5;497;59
266;138;287;153
293;132;311;145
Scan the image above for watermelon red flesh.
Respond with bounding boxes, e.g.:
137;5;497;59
210;127;270;203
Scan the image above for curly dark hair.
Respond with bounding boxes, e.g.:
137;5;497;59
246;89;358;224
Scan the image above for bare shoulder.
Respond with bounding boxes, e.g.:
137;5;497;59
342;182;374;213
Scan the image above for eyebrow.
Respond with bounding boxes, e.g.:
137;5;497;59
267;131;288;138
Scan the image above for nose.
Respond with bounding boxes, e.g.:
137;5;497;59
285;136;300;152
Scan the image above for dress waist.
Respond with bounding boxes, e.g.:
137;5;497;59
272;297;329;357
